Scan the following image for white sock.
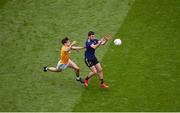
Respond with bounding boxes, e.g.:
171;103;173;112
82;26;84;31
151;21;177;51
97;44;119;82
76;77;80;80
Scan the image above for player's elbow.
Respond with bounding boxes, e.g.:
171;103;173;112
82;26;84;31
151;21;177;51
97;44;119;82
90;45;97;49
91;46;96;49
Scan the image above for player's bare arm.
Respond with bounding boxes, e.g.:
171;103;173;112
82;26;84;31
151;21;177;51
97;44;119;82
64;41;77;52
91;34;112;49
90;41;102;49
71;46;85;50
101;34;112;45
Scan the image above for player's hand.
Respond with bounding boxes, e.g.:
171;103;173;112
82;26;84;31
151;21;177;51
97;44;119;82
100;34;111;41
71;41;77;45
99;34;112;45
104;34;112;41
98;40;103;44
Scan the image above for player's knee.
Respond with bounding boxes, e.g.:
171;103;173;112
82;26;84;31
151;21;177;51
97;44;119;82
57;69;62;72
92;70;97;75
75;67;80;72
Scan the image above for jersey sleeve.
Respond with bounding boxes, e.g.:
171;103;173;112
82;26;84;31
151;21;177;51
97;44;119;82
86;41;93;48
95;39;99;42
94;39;99;45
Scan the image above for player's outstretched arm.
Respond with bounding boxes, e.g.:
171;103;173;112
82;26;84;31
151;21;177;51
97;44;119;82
64;41;77;52
71;46;85;50
91;41;102;49
91;34;112;49
101;34;112;45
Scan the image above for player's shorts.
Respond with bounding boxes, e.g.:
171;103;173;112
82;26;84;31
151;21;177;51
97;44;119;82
84;57;99;67
56;61;68;71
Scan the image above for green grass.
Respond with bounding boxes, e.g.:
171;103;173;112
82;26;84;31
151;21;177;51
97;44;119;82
0;0;179;112
0;0;133;111
73;0;180;111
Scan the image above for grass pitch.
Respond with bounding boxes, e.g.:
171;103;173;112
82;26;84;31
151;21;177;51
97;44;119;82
0;0;179;111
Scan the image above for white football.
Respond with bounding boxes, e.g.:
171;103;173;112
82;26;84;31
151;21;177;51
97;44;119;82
114;39;122;46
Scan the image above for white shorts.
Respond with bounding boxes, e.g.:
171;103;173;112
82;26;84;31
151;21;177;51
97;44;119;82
56;61;68;71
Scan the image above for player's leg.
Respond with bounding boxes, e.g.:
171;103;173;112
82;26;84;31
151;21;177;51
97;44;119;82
85;66;97;80
95;63;103;80
68;59;83;83
95;63;109;89
43;66;61;72
48;67;60;72
84;66;97;87
84;58;97;78
84;58;98;87
43;61;63;72
85;57;99;79
68;59;80;78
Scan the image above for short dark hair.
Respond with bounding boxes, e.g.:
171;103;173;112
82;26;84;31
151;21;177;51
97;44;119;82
88;31;94;36
61;37;69;44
